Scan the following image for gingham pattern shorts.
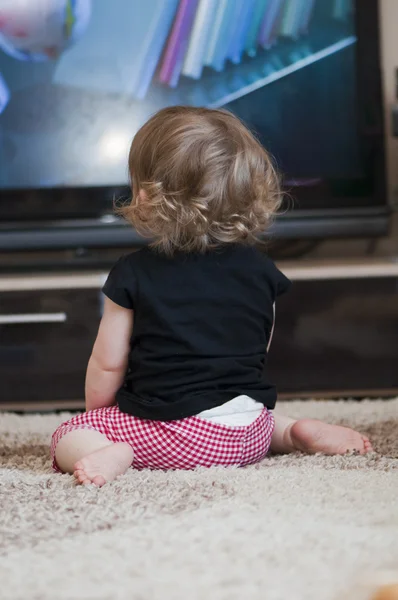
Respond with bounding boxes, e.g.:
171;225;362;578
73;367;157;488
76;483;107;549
51;405;275;471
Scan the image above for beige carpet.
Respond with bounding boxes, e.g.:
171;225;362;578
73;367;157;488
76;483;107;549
1;400;398;600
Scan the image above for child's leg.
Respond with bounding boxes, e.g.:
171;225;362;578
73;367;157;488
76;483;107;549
55;429;113;472
54;429;134;487
269;413;297;453
271;413;373;455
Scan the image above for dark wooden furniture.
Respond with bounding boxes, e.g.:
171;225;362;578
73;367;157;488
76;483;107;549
1;260;397;407
0;286;101;404
268;274;398;396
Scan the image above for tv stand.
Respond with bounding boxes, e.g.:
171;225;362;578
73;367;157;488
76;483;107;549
1;257;397;408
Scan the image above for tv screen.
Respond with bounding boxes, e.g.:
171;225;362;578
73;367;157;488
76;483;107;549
0;0;386;227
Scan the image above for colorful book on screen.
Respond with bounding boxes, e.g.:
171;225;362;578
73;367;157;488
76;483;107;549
258;0;286;48
216;0;248;70
299;0;315;34
182;0;218;79
333;0;352;20
227;0;256;64
244;0;270;57
158;0;199;87
205;0;238;72
279;0;305;38
225;0;245;64
133;0;180;98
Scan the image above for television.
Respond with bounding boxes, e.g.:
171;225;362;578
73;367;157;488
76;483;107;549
0;0;389;254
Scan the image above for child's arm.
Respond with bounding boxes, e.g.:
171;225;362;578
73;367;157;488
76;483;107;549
85;297;133;412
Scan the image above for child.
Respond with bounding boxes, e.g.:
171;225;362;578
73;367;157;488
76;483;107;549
51;106;372;486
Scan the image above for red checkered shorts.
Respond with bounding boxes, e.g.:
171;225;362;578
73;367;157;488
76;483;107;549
51;405;274;472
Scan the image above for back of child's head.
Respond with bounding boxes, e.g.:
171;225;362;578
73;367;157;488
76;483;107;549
119;106;282;254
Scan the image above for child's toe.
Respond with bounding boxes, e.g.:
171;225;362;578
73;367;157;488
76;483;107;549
74;470;89;484
74;460;84;472
92;475;106;487
363;436;373;453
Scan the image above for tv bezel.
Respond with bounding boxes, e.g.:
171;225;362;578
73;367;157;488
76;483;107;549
0;0;390;252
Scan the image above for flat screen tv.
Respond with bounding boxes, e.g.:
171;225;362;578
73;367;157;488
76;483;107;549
0;0;389;252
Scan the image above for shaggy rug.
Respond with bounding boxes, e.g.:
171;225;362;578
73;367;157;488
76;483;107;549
1;399;397;600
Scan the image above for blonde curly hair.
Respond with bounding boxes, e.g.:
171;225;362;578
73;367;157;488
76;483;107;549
117;106;283;254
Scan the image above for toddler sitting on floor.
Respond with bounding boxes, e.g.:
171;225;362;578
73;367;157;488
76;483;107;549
51;106;372;486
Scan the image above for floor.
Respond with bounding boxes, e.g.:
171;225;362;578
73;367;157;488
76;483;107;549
1;399;397;600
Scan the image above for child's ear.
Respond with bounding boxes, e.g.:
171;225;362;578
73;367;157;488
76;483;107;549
137;189;147;204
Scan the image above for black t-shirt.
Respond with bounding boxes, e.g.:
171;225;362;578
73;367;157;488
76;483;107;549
102;244;291;421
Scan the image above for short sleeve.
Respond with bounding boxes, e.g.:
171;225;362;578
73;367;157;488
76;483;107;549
274;266;292;297
102;255;135;309
264;257;292;299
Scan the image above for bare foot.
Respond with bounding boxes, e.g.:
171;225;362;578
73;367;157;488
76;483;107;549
73;442;134;487
289;419;373;456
